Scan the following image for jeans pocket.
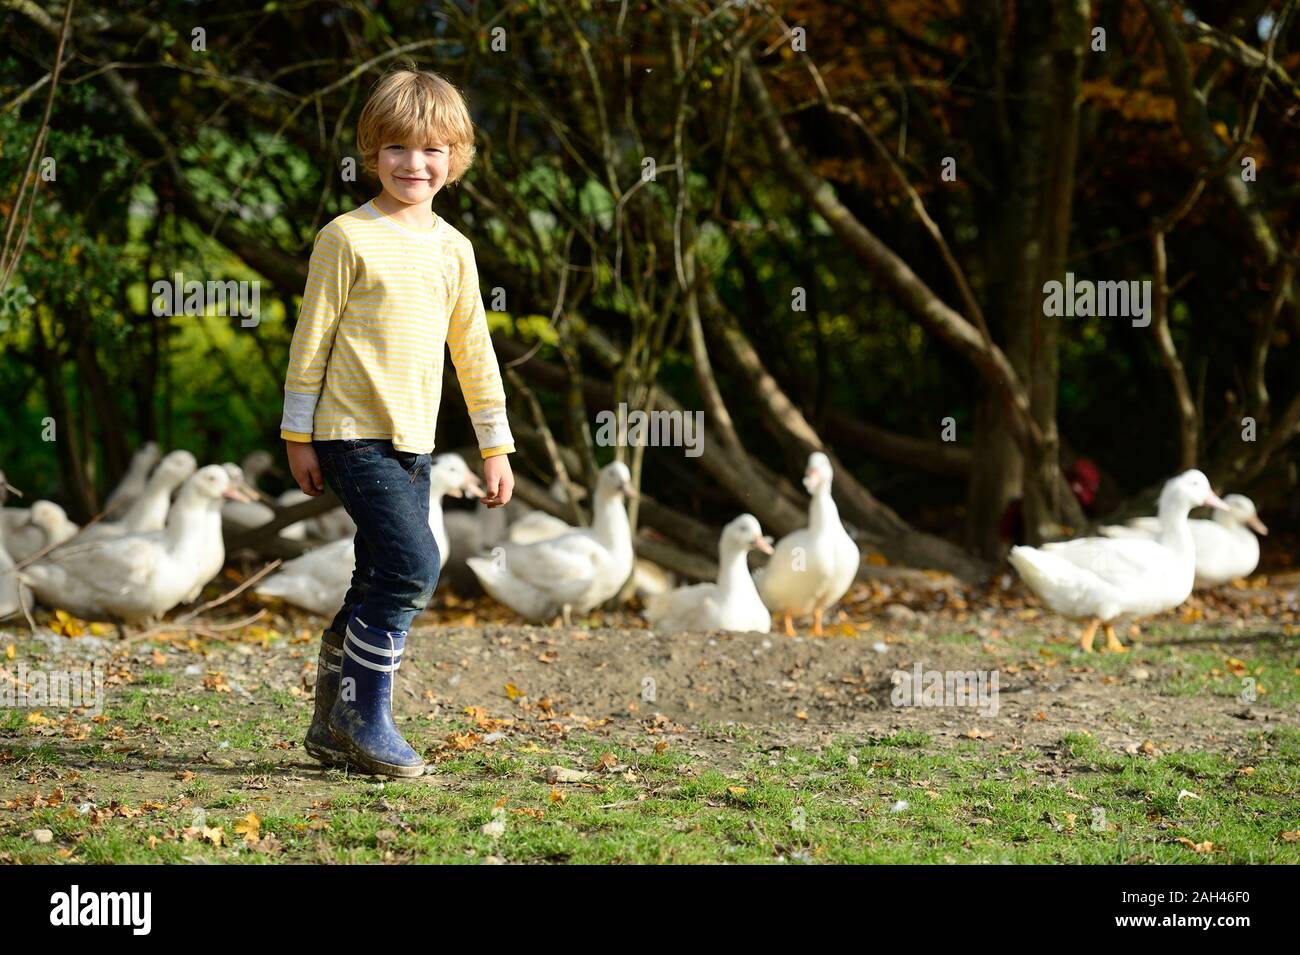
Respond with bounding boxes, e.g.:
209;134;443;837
407;452;430;485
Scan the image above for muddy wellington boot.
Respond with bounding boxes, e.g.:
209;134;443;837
303;629;347;766
327;613;425;778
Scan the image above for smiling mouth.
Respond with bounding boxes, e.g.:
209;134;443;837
395;176;429;182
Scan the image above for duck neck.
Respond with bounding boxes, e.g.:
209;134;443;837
427;490;448;533
590;490;631;554
164;492;219;555
716;541;756;602
1155;494;1195;554
127;474;173;526
809;481;839;538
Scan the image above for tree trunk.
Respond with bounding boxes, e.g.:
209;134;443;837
1022;0;1090;543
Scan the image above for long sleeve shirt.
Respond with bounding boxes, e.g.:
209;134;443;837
280;200;515;458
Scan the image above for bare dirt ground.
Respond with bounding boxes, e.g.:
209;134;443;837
9;571;1297;773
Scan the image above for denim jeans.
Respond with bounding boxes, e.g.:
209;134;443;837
313;438;441;636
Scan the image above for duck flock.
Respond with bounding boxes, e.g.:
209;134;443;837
0;441;1271;649
1010;469;1268;652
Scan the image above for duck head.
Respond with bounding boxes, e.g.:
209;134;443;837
803;452;833;494
1219;494;1268;535
430;454;484;499
153;450;198;488
599;462;637;500
188;464;252;505
1161;469;1228;515
723;513;773;556
240;449;281;484
219;462;260;503
132;441;162;472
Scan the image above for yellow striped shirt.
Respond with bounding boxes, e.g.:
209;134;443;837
280;200;515;458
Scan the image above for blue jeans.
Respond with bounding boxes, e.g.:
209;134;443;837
313;438;441;635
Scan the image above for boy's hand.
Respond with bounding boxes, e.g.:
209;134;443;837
286;440;325;496
481;454;514;508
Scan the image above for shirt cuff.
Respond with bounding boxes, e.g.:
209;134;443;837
281;389;320;437
468;406;515;455
480;444;515;459
281;430;314;443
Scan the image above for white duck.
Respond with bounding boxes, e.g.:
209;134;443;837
644;514;774;633
1099;493;1267;587
79;450;196;541
1010;469;1228;652
426;453;486;560
276;487;356;541
23;465;252;623
223;461;308;542
0;474;33;619
753;451;861;636
103;441;161;516
467;461;636;624
252;453;482;615
0;521;29;620
489;482;670;599
507;478;589;545
2;500;80;563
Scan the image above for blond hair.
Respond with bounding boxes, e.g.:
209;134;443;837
355;66;477;185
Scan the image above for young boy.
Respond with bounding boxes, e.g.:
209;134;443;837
281;68;516;778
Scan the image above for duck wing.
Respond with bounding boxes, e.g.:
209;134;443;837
1040;537;1171;589
26;534;161;612
501;532;606;604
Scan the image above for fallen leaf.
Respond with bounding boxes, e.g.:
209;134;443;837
234;812;261;844
51;610;86;638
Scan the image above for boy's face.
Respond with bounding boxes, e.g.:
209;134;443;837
376;136;451;206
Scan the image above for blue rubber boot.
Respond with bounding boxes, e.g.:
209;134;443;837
327;613;424;778
303;629;347;766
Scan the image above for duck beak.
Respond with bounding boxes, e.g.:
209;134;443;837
3;481;23;498
1247;515;1269;535
1203;491;1230;511
223;484;255;503
754;534;774;555
621;481;638;499
464;473;485;500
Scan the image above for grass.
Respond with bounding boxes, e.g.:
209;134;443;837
2;721;1296;863
2;620;1296;864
